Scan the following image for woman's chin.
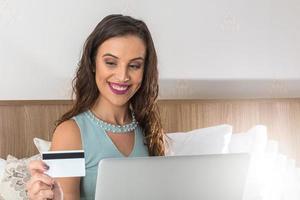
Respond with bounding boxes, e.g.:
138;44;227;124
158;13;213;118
109;97;130;107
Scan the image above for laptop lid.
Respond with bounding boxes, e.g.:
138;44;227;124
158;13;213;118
95;153;250;200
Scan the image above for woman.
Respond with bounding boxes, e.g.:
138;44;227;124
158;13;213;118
26;14;165;200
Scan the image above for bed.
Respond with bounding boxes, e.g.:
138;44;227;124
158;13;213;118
1;99;300;199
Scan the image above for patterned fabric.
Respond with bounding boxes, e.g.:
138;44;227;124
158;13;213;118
0;154;40;200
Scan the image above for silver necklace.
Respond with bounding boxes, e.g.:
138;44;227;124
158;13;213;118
86;110;138;133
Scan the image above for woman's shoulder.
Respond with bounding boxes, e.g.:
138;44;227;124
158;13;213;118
50;119;82;151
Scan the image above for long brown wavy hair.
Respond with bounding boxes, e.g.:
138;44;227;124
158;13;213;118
56;14;165;156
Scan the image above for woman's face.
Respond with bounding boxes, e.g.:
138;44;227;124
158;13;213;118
94;35;146;107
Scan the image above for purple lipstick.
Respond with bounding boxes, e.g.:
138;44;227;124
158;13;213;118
108;82;130;95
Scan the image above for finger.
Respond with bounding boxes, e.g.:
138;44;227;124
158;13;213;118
27;188;54;200
36;189;54;200
29;180;53;196
52;180;64;199
28;160;49;176
26;173;54;191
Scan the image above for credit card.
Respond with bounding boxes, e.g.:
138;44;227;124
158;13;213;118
42;150;85;178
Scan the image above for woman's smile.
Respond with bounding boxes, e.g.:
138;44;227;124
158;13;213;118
108;81;131;95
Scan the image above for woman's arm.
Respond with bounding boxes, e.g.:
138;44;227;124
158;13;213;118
50;119;83;200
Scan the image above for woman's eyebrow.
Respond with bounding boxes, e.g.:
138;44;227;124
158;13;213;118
130;57;144;61
103;53;144;61
103;53;119;59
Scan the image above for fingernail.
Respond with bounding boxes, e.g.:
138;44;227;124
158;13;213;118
43;164;49;170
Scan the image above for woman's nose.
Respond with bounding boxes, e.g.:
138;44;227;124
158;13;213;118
116;65;130;82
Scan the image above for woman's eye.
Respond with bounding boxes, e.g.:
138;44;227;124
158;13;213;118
105;62;116;66
129;64;141;69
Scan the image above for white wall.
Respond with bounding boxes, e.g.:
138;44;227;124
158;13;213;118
1;0;300;99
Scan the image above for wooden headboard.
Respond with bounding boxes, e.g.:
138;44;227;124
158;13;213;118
1;99;300;166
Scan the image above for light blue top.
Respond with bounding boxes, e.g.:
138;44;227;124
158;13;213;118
72;111;149;200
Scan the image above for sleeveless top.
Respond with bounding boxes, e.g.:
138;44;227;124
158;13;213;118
72;111;149;200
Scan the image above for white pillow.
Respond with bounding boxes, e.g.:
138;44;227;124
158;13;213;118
33;137;51;153
228;125;267;154
165;124;232;156
0;158;6;181
265;140;279;154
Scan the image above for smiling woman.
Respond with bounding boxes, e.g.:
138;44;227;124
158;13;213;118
94;35;145;107
25;14;165;200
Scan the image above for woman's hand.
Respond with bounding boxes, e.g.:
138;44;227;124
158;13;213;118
26;160;63;200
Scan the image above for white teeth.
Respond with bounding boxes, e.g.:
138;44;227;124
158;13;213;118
110;83;128;91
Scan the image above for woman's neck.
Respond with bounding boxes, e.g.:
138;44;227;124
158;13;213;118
91;96;131;125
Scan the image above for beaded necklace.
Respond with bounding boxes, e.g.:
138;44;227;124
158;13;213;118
87;110;138;133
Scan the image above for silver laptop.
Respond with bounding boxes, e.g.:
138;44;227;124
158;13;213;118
95;154;250;200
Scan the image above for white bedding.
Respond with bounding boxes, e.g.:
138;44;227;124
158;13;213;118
165;124;232;156
0;158;5;181
167;125;300;200
1;125;300;200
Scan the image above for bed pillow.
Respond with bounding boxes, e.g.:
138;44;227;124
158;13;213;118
0;158;5;181
0;158;6;200
33;137;51;153
265;140;279;154
228;125;267;154
0;154;41;200
165;124;232;156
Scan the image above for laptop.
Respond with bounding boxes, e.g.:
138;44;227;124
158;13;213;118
95;153;250;200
